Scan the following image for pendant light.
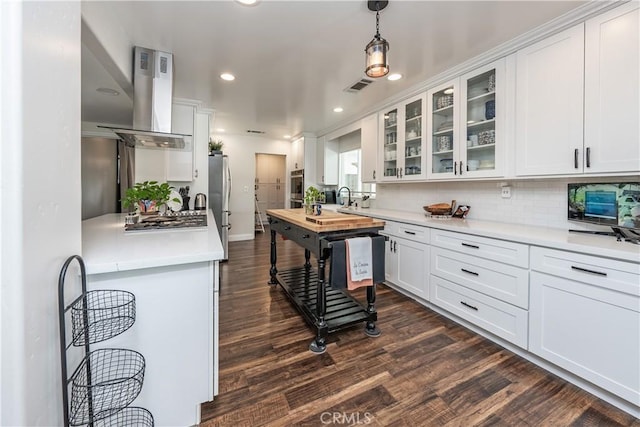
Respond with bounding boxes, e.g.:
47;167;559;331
365;0;390;78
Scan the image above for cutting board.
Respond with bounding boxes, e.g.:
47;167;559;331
305;211;374;226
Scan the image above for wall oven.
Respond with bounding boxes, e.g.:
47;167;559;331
290;169;304;208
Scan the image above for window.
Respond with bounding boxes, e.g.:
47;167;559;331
338;149;375;197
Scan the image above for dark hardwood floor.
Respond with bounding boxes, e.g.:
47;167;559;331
201;228;639;426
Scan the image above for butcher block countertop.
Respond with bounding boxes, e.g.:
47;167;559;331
266;208;385;233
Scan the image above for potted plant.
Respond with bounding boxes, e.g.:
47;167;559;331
303;186;323;215
209;138;223;155
122;181;180;214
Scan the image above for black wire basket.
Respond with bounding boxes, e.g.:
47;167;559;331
71;290;135;346
92;407;154;427
69;348;145;425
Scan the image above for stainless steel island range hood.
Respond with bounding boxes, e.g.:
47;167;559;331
99;46;190;149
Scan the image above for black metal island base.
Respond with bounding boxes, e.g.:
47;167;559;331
266;208;386;354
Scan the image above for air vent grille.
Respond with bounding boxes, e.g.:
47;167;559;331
344;78;374;93
247;130;266;134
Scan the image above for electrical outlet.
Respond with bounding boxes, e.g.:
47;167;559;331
501;186;511;199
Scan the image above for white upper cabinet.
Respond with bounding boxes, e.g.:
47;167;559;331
515;5;639;178
361;113;378;183
290;137;304;171
427;79;459;179
316;136;339;186
584;1;640;174
427;60;506;180
515;23;585;176
379;94;426;181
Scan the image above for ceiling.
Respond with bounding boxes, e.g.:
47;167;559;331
81;0;586;139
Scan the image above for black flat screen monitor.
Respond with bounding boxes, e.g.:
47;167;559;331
568;182;640;229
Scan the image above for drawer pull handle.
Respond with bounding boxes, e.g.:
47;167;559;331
571;265;607;277
461;243;479;249
284;226;291;231
404;231;416;235
461;301;478;311
461;268;479;276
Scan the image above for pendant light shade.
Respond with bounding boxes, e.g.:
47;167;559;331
365;0;389;78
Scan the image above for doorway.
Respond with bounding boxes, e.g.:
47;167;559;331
255;154;286;225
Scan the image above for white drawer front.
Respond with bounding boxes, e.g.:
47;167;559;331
430;229;529;268
431;247;529;309
396;224;430;243
530;271;640;405
430;275;528;349
531;246;640;296
381;221;398;236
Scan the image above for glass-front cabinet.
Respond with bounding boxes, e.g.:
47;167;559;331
427;59;505;179
380;94;426;181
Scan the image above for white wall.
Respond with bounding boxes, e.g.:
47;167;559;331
1;2;82;426
219;134;292;241
374;176;638;230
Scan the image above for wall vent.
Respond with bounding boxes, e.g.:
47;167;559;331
344;78;374;93
246;129;266;134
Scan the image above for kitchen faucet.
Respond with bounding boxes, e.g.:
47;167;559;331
337;186;353;207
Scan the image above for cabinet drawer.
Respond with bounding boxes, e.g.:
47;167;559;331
431;247;529;309
396;223;429;243
380;221;398;236
269;217;319;254
430;229;529;268
531;247;640;296
430;275;528;349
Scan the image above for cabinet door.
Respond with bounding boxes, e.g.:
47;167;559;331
316;137;338;185
529;271;640;405
361;113;378;183
291;138;304;170
385;238;398;284
380;105;402;181
167;103;195;181
402;95;426;180
515;24;585;176
427;79;459;179
460;59;505;178
584;2;640;174
395;237;430;299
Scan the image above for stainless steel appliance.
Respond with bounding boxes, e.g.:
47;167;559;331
208;155;231;260
99;46;190;148
290;169;304;208
124;210;207;232
194;193;207;210
81;136;135;220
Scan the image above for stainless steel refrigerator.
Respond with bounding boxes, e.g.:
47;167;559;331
208;155;231;260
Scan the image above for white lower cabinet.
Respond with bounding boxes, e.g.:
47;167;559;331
430;247;529;309
430;275;528;348
529;247;640;406
383;221;430;300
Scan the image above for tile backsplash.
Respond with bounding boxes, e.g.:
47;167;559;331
373;177;637;230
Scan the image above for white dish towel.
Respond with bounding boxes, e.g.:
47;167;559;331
346;237;373;282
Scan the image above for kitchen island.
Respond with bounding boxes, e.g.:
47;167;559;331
266;208;385;353
81;210;224;426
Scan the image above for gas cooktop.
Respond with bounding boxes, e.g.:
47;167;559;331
124;210;208;232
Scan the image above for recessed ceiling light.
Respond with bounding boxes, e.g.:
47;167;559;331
235;0;259;5
216;128;225;132
387;73;402;81
96;87;120;96
333;107;344;113
444;88;454;95
283;135;291;139
220;73;235;81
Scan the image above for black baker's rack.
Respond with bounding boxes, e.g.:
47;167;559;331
58;255;153;427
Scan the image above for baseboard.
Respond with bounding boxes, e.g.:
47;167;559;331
229;233;254;242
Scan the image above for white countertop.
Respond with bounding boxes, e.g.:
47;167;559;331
339;207;640;263
82;210;225;274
